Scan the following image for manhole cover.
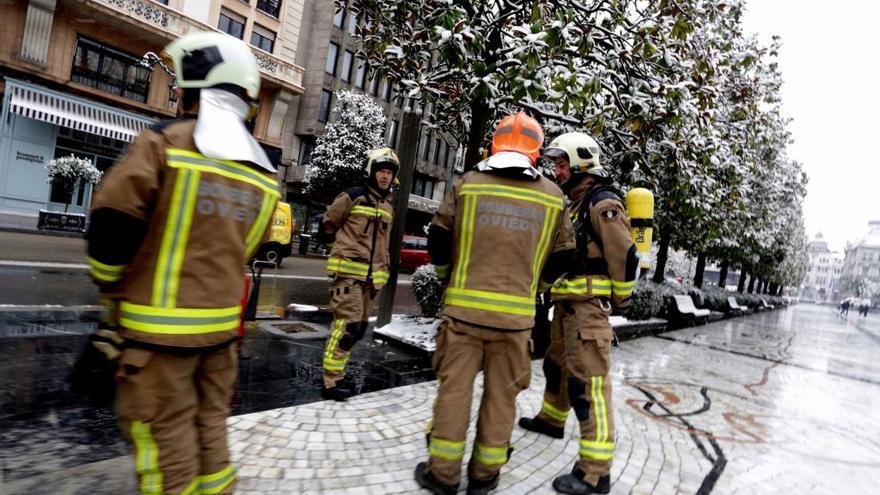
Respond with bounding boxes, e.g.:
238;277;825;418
275;322;319;333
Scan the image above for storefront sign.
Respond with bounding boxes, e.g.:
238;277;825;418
38;210;86;232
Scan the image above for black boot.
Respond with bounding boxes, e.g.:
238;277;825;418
321;376;359;401
552;469;610;495
518;416;564;439
414;462;459;495
466;473;499;494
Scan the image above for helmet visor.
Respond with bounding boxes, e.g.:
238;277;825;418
543;147;567;159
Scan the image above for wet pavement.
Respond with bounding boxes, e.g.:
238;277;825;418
3;304;880;493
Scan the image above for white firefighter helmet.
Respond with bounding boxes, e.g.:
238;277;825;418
544;132;605;178
161;31;260;100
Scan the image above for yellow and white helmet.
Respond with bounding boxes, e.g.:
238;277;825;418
365;147;400;177
161;31;261;100
544;132;605;178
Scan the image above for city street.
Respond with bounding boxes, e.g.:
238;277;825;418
2;304;879;493
0;232;418;311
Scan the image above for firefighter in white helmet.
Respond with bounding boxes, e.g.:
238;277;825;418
86;31;278;494
518;132;637;495
317;147;399;401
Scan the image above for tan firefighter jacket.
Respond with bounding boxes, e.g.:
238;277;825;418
432;168;575;330
322;185;394;289
550;176;637;310
88;120;280;347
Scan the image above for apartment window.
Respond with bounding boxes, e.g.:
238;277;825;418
251;24;276;53
218;10;245;39
319;90;333;123
347;12;358;35
355;59;367;89
432;137;441;164
71;36;151;103
333;4;346;28
369;74;379;96
382;80;392;102
412;175;435;198
421;132;432;161
256;0;282;18
387;120;399;148
447;145;456;168
325;43;340;76
341;51;354;82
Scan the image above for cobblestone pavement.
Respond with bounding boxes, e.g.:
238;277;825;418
4;304;880;494
226;304;880;494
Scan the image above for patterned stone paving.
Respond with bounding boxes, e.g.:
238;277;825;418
227;305;880;494
4;305;880;493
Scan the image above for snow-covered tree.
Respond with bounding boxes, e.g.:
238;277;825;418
304;90;387;203
46;155;102;213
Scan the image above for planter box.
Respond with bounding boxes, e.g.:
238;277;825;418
37;210;86;233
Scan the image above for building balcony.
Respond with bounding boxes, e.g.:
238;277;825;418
256;0;282;18
72;0;304;94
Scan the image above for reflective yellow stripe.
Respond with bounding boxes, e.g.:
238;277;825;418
179;477;200;495
579;439;615;460
453;194;477;289
429;436;465;461
152;169;199;307
530;207;558;294
323;319;349;372
166;149;280;197
445;287;536;316
245;193;278;259
591;376;609;442
473;443;508;466
119;302;240;335
550;277;612;297
612;279;635;296
541;400;569;423
459;183;564;210
435;264;449;279
199;464;237;494
87;256;125;282
326;258;388;282
131;421;162;495
351;205;392;219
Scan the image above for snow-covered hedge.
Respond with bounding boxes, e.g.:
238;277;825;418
628;279;681;321
411;264;443;318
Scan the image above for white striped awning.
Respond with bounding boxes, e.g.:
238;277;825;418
7;79;155;142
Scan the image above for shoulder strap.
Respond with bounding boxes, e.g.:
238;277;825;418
576;185;624;255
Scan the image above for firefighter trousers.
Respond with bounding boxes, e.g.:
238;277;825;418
537;300;615;485
323;277;374;388
425;316;532;485
115;343;238;495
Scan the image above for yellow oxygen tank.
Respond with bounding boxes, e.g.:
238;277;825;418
625;188;654;272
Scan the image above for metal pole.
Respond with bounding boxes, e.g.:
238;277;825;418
377;110;422;328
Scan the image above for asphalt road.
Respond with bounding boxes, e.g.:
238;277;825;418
0;232;418;313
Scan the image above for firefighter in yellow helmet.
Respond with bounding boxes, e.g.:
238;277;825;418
414;113;575;495
518;132;637;495
85;32;279;494
318;147;399;401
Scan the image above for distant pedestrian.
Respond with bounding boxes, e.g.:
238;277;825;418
840;299;850;317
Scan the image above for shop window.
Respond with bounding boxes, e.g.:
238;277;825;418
251;24;276;53
218;10;245;39
70;36;151;103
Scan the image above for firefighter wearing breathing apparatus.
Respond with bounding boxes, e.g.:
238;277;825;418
318;147;399;401
85;31;279;494
414;113;575;495
518;132;638;495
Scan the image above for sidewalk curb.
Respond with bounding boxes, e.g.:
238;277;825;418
0;225;85;239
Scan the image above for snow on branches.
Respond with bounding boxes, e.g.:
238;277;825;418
304;90;387;202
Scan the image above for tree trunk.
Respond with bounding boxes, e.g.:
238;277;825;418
652;234;671;283
693;252;706;288
464;99;491;171
737;269;747;293
769;283;778;295
747;275;756;294
718;260;729;288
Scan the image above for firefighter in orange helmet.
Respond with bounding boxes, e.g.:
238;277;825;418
414;113;575;494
